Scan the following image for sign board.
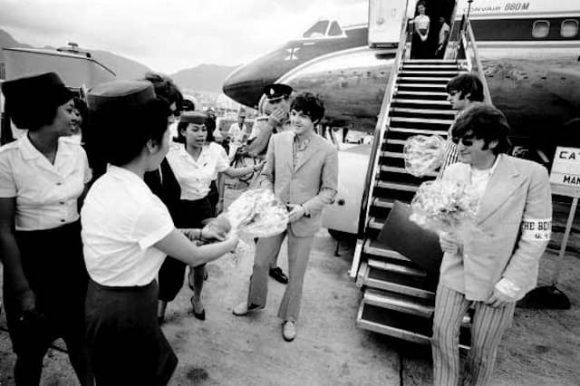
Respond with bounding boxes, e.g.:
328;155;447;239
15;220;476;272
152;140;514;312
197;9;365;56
368;0;409;47
550;147;580;189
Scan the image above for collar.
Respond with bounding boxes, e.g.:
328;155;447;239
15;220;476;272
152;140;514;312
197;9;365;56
18;134;74;161
108;165;146;184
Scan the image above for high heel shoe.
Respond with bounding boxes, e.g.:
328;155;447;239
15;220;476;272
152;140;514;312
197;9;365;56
191;296;205;321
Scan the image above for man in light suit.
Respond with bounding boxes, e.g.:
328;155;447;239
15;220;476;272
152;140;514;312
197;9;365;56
432;104;552;385
233;92;338;342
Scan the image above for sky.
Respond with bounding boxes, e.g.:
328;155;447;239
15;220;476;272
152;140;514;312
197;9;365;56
0;0;368;74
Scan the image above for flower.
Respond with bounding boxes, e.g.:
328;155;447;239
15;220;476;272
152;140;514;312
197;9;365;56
403;135;446;177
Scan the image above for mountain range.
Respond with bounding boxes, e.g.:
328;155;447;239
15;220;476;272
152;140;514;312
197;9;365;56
0;28;238;94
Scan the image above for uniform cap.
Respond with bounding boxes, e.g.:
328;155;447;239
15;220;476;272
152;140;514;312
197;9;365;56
1;72;73;129
180;111;208;125
87;80;155;112
263;83;293;102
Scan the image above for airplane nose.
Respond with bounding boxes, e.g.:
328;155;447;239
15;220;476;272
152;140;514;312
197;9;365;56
222;65;268;109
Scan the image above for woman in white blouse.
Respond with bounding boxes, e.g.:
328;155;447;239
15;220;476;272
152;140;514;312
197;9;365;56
82;81;238;384
412;1;431;59
0;73;93;385
165;111;263;320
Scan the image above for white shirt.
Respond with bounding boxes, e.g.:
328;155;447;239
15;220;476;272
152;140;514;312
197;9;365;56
81;166;174;287
414;14;430;30
470;155;500;211
0;135;91;231
167;142;229;200
228;122;247;145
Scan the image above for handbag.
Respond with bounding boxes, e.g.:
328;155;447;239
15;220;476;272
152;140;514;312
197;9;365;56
378;200;443;276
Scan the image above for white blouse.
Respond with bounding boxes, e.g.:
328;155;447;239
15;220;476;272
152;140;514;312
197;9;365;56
81;166;174;287
167;142;229;200
414;14;430;30
0;135;91;231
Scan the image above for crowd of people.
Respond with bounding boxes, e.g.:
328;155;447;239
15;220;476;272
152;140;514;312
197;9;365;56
0;70;338;384
0;51;553;384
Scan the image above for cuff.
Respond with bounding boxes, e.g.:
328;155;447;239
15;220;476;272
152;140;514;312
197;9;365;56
495;278;521;300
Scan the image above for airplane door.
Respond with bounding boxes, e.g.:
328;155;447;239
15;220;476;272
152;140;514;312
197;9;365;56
368;0;410;47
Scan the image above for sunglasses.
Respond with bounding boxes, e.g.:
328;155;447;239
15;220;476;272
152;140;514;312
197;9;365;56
451;136;474;146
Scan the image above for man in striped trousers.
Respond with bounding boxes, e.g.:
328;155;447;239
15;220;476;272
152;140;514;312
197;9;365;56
432;104;552;385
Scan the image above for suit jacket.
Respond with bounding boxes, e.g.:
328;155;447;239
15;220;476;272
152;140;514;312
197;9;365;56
258;131;338;237
439;155;552;301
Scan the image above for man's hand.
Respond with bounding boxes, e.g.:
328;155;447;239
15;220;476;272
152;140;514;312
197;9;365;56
486;287;515;308
268;107;287;127
439;232;461;255
288;204;306;223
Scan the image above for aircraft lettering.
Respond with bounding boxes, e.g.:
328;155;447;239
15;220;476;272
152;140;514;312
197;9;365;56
558;150;578;160
504;2;530;12
562;175;580;185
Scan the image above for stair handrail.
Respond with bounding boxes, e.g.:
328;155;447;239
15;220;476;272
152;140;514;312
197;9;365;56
460;20;492;103
356;11;411;244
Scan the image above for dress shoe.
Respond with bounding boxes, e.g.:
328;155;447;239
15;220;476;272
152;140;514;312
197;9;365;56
191;296;205;321
269;267;288;284
232;302;263;316
282;321;296;342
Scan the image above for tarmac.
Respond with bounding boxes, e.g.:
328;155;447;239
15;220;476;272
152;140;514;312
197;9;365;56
0;187;579;385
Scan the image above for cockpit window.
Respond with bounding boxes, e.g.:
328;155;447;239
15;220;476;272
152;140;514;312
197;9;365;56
561;19;579;38
532;20;550;38
303;20;329;38
328;21;343;36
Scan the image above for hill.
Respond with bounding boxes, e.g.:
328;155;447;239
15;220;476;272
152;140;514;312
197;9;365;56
171;64;239;93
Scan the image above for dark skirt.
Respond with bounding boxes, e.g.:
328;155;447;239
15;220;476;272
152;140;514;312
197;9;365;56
3;221;88;355
85;280;178;385
158;197;214;302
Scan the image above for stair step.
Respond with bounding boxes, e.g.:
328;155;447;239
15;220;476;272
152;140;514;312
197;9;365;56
357;302;431;345
402;64;460;70
395;91;450;97
372;197;394;209
390;107;456;116
362;264;435;299
396;83;447;89
364;288;433;318
387;127;448;136
380;165;438;178
380;151;404;159
392;98;452;106
368;258;427;278
376;180;419;193
398;76;453;82
404;59;458;64
399;71;460;77
364;239;409;262
368;216;384;230
390;117;454;125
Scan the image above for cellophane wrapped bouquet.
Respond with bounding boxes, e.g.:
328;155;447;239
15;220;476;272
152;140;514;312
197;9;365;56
205;189;289;265
403;135;446;177
409;179;480;244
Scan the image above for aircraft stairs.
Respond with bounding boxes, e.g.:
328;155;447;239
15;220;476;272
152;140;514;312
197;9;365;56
353;57;472;346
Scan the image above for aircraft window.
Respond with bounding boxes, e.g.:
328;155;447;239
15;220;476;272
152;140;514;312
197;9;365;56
532;20;550;38
303;20;329;38
328;21;343;36
561;19;579;38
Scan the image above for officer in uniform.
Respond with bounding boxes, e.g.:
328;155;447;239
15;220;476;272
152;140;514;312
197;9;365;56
246;83;293;284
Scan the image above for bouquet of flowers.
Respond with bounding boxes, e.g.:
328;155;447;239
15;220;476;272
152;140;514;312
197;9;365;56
409;179;480;244
205;189;289;265
403;135;446;177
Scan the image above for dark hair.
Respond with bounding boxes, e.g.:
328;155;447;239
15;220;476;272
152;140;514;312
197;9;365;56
446;73;485;102
175;114;214;144
143;72;183;111
5;96;69;131
416;1;426;9
87;97;169;167
451;103;511;154
289;92;325;124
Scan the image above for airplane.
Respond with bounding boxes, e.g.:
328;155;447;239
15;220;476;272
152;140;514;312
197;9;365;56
223;0;580;148
223;0;580;236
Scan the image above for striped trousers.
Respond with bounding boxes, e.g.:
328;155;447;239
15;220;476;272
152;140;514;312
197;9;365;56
432;285;516;386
